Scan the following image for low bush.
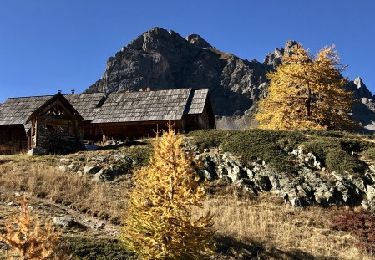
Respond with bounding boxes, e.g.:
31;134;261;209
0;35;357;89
331;210;375;253
191;129;307;173
325;150;365;174
188;130;235;151
363;147;375;162
302;138;366;174
120;145;152;167
301;139;340;162
67;236;135;259
190;129;371;174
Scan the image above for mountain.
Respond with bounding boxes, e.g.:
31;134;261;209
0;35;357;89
85;27;375;130
85;27;269;116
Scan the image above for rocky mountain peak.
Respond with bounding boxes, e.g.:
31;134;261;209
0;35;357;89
346;77;374;100
186;34;212;48
264;40;300;68
86;27;269;116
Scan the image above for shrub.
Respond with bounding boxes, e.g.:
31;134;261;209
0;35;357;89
122;145;152;167
190;129;307;173
188;130;235;151
0;197;62;259
363;147;375;162
122;129;214;259
302;138;366;174
301;139;340;162
190;129;370;174
325;150;365;174
67;236;135;259
331;210;375;253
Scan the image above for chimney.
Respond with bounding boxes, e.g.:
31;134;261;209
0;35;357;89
71;89;75;94
58;90;62;94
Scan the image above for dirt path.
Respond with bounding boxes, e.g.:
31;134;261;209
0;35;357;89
0;196;119;237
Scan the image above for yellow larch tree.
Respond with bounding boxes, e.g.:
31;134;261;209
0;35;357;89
0;197;62;260
256;44;354;130
122;128;214;259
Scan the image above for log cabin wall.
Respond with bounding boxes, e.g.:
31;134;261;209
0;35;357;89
97;120;182;141
0;125;27;154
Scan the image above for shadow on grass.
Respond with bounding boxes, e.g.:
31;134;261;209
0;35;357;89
63;234;321;260
215;235;321;260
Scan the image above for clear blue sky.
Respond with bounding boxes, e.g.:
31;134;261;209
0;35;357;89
0;0;374;102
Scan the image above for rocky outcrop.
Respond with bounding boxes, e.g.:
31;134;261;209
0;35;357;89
85;27;269;116
57;152;135;181
197;148;375;212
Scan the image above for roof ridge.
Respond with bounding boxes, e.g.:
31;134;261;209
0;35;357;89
113;88;194;94
7;94;54;100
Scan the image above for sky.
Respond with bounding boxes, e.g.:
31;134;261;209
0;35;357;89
0;0;374;102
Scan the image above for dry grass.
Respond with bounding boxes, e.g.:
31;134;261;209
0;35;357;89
1;154;374;259
197;195;373;259
0;159;130;224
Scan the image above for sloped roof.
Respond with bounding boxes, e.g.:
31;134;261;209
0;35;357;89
65;93;105;120
0;88;209;129
0;95;53;127
27;93;84;122
91;89;208;123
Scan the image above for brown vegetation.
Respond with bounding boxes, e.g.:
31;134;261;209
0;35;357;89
332;210;375;253
0;197;62;259
0;160;129;224
199;195;373;259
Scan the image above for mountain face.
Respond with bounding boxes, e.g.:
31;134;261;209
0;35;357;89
86;27;269;116
85;27;375;129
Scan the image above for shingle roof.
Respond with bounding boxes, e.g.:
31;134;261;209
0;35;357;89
91;89;208;123
0;88;209;130
65;93;105;120
0;95;53;130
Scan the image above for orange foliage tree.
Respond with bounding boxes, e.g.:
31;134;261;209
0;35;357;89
256;44;354;130
122;128;214;259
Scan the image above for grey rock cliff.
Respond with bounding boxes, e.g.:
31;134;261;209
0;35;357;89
85;27;269;116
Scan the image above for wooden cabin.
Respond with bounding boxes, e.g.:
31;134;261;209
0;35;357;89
85;89;215;140
0;94;83;155
0;88;215;155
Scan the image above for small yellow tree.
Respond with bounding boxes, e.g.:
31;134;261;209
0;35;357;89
122;128;214;259
0;197;62;260
256;44;354;130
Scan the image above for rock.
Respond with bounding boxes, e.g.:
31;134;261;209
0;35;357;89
58;165;67;172
84;165;101;175
227;165;242;182
53;216;77;228
366;185;375;201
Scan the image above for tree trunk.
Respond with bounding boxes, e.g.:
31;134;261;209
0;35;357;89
305;87;312;118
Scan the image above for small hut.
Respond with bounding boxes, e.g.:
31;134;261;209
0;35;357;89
0;94;83;155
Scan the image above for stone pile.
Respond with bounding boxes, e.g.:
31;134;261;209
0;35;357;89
57;153;134;181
